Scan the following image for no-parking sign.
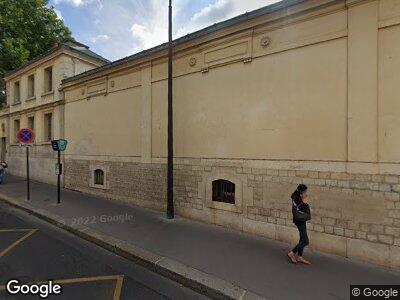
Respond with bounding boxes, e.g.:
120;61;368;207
16;128;35;145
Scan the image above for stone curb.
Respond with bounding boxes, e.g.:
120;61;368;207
0;193;267;300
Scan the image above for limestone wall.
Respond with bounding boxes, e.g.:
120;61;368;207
63;157;400;268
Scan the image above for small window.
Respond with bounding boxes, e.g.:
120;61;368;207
94;169;104;185
14;81;20;103
44;66;53;92
28;116;35;131
212;180;235;204
28;74;35;98
44;113;52;141
13;119;20;143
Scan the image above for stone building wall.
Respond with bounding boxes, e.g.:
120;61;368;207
64;159;167;211
64;157;400;268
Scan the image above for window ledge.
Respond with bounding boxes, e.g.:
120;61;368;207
26;96;36;102
92;183;108;190
41;91;54;97
11;101;21;106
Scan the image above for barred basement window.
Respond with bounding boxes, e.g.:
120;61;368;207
94;169;104;185
212;180;235;204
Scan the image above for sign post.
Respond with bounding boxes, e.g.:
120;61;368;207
16;128;35;201
167;0;174;219
27;146;30;200
51;139;67;204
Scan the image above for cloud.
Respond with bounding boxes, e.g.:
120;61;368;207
54;8;63;20
130;0;281;53
178;0;281;36
175;0;234;37
90;34;110;43
54;0;101;7
128;0;179;53
53;0;282;60
191;0;234;26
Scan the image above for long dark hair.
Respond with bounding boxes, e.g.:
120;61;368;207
291;184;307;203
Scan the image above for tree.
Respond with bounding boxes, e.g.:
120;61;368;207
0;0;72;107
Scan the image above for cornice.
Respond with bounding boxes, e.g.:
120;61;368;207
346;0;376;8
4;100;64;118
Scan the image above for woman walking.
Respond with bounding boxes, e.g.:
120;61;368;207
287;184;311;265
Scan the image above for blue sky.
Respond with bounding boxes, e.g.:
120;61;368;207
49;0;281;61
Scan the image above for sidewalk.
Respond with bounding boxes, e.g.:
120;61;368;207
0;175;399;300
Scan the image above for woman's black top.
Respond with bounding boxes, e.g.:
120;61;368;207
291;191;311;223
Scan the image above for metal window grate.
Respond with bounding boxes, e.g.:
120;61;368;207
94;169;104;185
212;179;235;204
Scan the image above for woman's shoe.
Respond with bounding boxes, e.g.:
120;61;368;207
287;251;297;264
296;256;311;265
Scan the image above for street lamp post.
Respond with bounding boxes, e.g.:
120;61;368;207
166;0;174;219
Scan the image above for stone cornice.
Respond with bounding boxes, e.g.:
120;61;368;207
4;100;64;118
346;0;376;8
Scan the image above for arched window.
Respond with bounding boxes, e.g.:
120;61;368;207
94;169;104;186
212;179;235;204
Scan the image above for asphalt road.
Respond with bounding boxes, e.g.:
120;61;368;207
0;201;209;300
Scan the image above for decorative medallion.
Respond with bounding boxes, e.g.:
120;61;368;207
189;57;197;67
110;80;115;88
260;36;271;48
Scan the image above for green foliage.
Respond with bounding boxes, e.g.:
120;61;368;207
0;0;72;107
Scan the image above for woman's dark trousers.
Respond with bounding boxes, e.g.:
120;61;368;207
292;221;309;256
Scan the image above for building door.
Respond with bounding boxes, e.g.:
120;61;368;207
0;138;6;161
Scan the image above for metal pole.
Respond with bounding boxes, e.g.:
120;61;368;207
26;147;30;201
166;0;174;219
57;150;61;204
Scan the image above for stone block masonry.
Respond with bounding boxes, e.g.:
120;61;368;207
64;158;400;269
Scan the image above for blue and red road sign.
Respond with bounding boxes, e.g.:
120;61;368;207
16;128;35;144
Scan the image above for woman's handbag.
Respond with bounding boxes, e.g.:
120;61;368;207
292;201;311;222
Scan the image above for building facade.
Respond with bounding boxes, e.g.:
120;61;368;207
4;0;400;268
0;41;108;183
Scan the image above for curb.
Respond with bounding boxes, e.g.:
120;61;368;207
0;193;267;300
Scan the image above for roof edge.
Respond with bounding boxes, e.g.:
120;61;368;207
5;42;109;80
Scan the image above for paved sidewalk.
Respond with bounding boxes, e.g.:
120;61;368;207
0;175;399;300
